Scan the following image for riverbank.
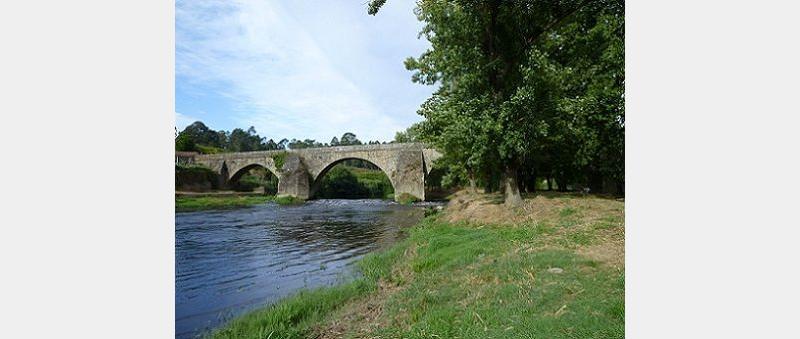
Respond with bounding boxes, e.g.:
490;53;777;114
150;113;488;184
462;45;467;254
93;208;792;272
176;194;305;212
210;190;625;338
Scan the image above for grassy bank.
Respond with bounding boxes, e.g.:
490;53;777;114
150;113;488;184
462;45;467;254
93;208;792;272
210;191;624;338
176;195;277;212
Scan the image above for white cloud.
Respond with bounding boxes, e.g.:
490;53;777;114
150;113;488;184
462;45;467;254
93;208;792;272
176;0;429;142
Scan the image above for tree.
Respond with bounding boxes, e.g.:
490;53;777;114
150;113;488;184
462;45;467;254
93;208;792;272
288;139;324;149
393;122;423;143
180;121;225;148
175;133;196;152
264;138;279;150
339;132;361;146
370;0;624;204
277;138;289;150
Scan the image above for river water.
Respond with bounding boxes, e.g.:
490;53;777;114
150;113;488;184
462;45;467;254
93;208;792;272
175;199;428;338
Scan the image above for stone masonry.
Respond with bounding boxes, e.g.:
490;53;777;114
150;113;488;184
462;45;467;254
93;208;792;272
187;143;442;201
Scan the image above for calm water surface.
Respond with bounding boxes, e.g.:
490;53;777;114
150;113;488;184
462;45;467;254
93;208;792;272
175;199;429;338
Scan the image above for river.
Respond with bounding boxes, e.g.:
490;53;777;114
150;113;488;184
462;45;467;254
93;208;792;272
175;199;429;338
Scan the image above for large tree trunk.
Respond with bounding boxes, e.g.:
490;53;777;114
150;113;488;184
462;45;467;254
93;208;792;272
547;177;553;191
503;165;523;207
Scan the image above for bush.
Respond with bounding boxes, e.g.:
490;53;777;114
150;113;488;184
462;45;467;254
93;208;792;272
315;165;394;199
175;134;196;152
274;195;305;205
396;193;419;205
175;164;218;190
271;152;287;171
316;166;366;198
232;174;261;192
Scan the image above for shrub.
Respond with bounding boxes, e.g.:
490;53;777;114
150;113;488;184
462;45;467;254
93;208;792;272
396;193;419;205
175;164;218;190
275;195;305;205
232;174;261;192
271;152;288;171
315;165;394;199
175;133;196;152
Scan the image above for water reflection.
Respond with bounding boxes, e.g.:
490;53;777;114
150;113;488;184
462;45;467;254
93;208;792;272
175;199;425;338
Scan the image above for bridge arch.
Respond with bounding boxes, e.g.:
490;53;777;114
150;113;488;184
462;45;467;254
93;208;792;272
225;161;280;193
310;157;395;199
228;163;278;183
193;143;440;201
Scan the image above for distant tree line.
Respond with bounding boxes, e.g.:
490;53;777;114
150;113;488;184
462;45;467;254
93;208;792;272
175;121;388;170
175;121;388;153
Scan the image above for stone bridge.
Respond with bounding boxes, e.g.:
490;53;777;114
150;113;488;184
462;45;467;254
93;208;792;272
185;143;442;201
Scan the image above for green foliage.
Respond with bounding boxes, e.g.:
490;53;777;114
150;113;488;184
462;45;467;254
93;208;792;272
274;195;305;205
339;132;361;146
396;192;419;205
271;152;287;171
424;206;441;217
228;167;279;194
175;133;196;152
180;121;226;149
393;122;423;143
226;127;264;152
287;138;325;149
367;0;386;15
176;122;389;156
175;164;218;190
231;174;261;192
373;1;624;197
177;121;287;153
316;166;365;198
315;165;394;199
195;144;224;154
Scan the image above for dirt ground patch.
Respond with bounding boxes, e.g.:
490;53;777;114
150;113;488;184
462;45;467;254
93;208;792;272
311;280;402;339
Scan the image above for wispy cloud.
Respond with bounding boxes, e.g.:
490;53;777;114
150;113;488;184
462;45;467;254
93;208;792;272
176;0;434;142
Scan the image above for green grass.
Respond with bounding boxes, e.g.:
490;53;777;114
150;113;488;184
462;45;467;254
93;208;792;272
274;195;305;205
210;210;624;338
176;195;308;212
396;192;420;205
176;195;277;212
211;280;375;339
559;206;579;218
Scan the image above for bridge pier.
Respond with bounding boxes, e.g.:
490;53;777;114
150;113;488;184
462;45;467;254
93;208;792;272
384;148;426;201
276;154;310;199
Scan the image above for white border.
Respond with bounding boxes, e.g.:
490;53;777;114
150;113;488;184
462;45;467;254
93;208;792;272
1;1;174;337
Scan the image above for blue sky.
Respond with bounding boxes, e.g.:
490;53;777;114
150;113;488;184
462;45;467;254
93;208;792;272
176;0;436;143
